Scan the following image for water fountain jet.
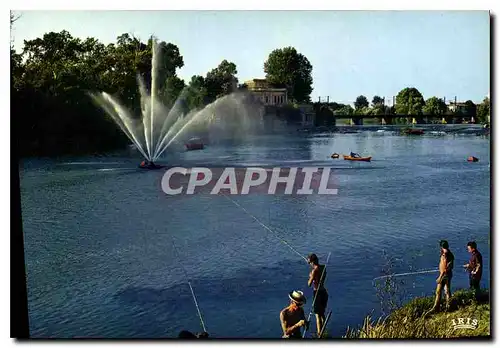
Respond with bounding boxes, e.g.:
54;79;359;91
91;36;266;168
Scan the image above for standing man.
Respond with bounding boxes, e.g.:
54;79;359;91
430;240;455;313
307;253;329;337
463;241;483;301
280;291;308;338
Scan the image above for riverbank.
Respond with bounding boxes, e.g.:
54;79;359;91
344;289;490;338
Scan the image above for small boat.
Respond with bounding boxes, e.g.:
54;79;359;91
139;161;164;169
331;153;340;159
343;155;372;162
185;137;205;151
467;156;479;162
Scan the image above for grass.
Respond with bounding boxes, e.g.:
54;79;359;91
344;289;490;338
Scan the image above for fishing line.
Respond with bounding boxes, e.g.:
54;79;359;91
372;269;439;281
223;194;308;263
170;237;207;333
303;252;332;338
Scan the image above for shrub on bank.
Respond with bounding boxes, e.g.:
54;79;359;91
344;289;490;338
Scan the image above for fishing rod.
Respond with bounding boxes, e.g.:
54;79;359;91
223;194;308;263
318;310;332;338
372;269;439;281
303;252;331;338
170;237;207;333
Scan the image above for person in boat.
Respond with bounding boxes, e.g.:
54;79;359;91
307;253;329;337
280;291;308;339
430;240;454;313
350;152;361;158
463;241;483;301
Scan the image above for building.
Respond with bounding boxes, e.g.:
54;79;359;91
244;78;288;106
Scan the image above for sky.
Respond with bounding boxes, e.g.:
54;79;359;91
10;10;490;105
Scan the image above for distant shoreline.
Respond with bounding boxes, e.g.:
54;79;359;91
17;124;489;161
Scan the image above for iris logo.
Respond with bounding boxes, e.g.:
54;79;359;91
451;318;478;330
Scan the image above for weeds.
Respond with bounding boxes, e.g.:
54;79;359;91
345;251;490;338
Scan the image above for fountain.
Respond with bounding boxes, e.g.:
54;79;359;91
91;36;263;169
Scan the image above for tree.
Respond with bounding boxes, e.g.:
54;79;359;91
371;95;385;115
333;105;354;116
462;100;477;118
372;96;384;107
423;97;448;115
476;97;490;124
204;59;238;103
354;106;371;116
264;46;313;103
395;87;425;115
354;95;369;110
185;75;208;110
162;76;186;107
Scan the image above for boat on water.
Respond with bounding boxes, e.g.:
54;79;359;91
343;155;372;162
139;161;165;170
185;137;205;151
429;131;447;136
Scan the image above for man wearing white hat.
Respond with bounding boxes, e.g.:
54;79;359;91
280;290;309;338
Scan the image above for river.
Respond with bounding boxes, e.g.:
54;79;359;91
19;126;490;338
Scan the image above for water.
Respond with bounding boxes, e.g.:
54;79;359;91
19;129;490;338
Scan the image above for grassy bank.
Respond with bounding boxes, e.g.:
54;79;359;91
344;289;490;338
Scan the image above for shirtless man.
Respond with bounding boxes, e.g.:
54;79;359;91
307;253;329;337
431;240;455;312
280;291;308;339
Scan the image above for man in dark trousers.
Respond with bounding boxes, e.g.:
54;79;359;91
430;240;455;313
463;241;483;301
307;253;329;337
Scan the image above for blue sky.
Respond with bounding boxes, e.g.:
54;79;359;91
11;10;490;104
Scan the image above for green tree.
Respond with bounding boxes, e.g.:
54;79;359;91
355;106;372;116
395;87;425;115
264;46;313;103
372;95;384;107
354;95;369;110
204;59;238;103
162;76;186;107
476;97;490;124
185;75;208;110
371;95;385;115
334;105;354;116
423;97;448;115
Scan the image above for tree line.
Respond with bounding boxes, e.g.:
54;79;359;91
315;88;490;125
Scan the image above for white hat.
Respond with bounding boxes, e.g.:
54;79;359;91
288;290;306;305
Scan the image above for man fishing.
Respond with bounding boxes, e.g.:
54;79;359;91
280;291;308;339
463;241;483;301
430;240;455;313
307;253;329;337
